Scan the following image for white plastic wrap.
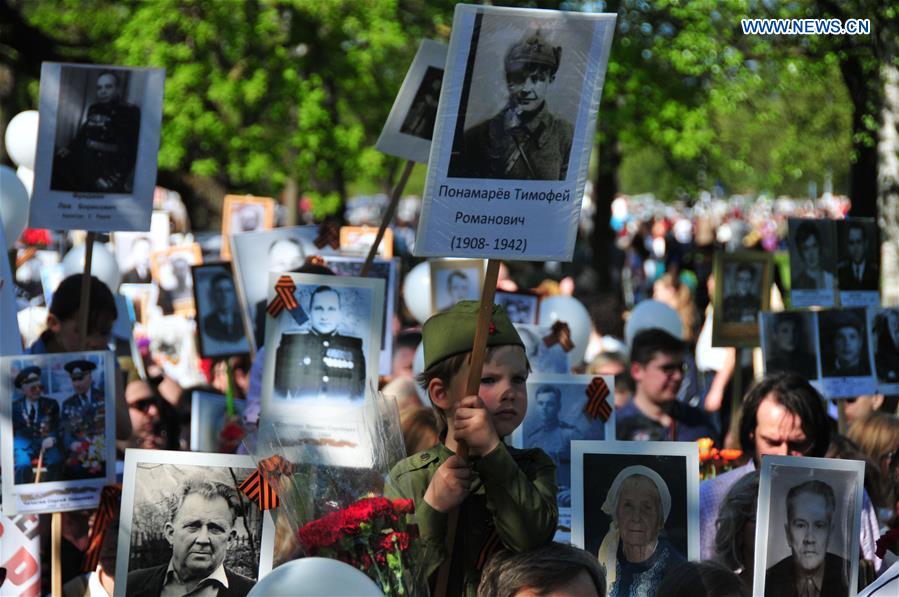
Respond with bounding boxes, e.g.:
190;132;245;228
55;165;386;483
414;4;616;261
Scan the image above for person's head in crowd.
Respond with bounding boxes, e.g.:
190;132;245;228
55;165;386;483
652;272;696;342
124;380;162;449
848;412;899;508
211;356;251;400
738;373;831;463
446;270;471;304
383;376;423;412
614;373;635;410
588;352;627;377
163;479;243;586
830;310;864;370
267;237;304;273
477;542;605;597
845;221;867;265
392;330;421;380
208;272;237;316
308;286;342;335
783;480;836;576
45;274;118;352
713;471;760;586
400;406;438;456
656;561;749;597
588;292;625;340
840;394;883;429
795;221;823;273
629;329;686;408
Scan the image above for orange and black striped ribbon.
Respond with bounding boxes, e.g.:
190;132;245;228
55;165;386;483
585;376;612;421
239;455;293;510
314;220;340;250
266;275;299;317
542;321;574;353
82;484;122;573
476;528;502;571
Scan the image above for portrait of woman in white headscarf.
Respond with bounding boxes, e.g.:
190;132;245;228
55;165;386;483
597;465;685;596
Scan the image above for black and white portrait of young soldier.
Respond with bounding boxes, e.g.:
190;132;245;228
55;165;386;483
722;263;761;324
753;456;863;597
448;28;573;180
789;219;836;308
193;264;249;358
817;308;872;379
51;68;141;194
761;311;819;381
116;452;275;597
836;219;879;303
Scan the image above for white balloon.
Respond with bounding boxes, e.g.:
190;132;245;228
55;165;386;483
411;340;429;405
538;295;592;367
61;241;122;292
624;299;683;348
16;165;34;197
249;557;383;596
0;165;29;248
402;261;432;324
4;110;39;170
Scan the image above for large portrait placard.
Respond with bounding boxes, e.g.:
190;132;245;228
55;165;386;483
414;5;616;261
835;218;880;307
1;351;116;515
752;456;864;597
816;307;877;399
789;218;837;309
31;63;165;232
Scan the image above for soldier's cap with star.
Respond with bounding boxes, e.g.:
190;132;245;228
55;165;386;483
14;366;42;388
505;30;562;75
64;360;97;379
422;301;524;370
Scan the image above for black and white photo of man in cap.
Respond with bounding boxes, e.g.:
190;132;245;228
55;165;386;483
449;29;573;181
61;359;106;480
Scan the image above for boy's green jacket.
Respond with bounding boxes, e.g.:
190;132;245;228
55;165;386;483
385;441;558;596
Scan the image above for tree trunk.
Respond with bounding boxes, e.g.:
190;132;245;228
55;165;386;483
878;63;899;306
840;56;880;218
591;125;621;293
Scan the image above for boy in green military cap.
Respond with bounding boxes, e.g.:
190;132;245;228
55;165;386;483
385;301;558;596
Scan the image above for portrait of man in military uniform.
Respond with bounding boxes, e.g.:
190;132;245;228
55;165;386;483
273;285;366;401
51;69;141;194
60;359;106;480
722;263;761;324
200;271;246;346
448;29;573;180
11;366;62;484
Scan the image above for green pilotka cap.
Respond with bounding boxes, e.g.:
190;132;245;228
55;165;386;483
422;301;524;370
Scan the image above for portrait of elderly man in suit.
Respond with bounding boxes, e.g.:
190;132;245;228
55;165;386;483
127;478;255;597
765;480;849;597
448;29;573;180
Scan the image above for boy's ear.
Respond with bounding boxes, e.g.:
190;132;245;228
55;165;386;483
46;313;62;333
427;378;454;413
630;361;643;382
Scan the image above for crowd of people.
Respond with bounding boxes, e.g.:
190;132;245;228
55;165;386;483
4;186;897;597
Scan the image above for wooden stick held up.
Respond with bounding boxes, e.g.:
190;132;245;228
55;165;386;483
433;259;500;597
360;160;415;277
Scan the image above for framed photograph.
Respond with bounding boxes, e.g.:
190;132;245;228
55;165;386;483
190;392;248;453
712;250;773;347
230;226;336;354
817;308;876;399
760;311;820;382
430;258;485;313
752;456;864;597
836;218;880;307
119;283;160;327
495;289;540;324
789;218;837;308
260;273;385;416
191;263;250;358
316;255;399;376
376;39;448;163
339;226;394;258
571;440;699;597
0;224;20;356
31;63;165;232
220;195;276;260
113;211;171;284
869;307;899;393
510;374;615;542
150;243;203;316
514;323;571;374
114;449;275;597
1;351;116;515
414;5;616;261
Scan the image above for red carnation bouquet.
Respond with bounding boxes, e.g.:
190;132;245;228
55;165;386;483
298;496;420;595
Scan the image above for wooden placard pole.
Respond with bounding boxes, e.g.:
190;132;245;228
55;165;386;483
360;160;415;277
837;400;848;436
53;232;97;595
434;259;500;597
728;348;744;444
